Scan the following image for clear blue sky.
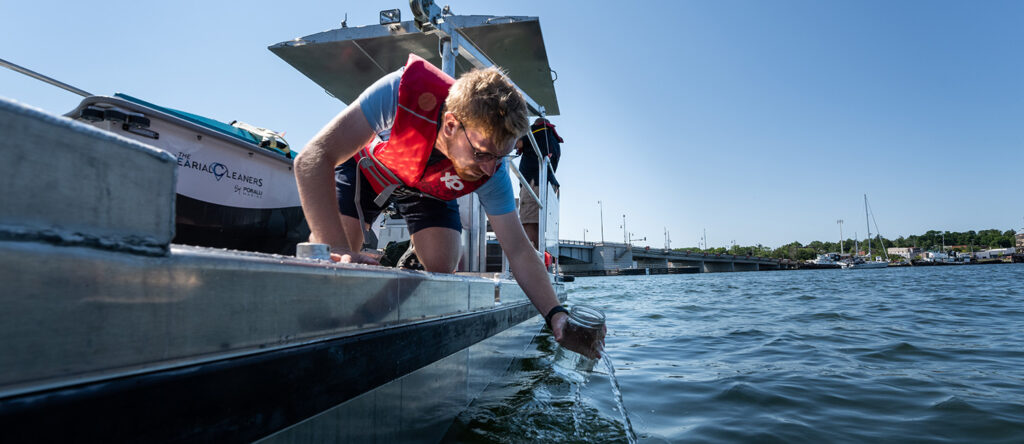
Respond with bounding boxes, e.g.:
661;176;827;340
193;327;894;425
4;1;1022;248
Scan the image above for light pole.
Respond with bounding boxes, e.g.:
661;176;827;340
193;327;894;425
837;219;844;254
621;214;627;245
597;200;605;243
583;228;588;243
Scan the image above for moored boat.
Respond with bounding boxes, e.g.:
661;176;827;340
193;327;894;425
839;259;889;269
840;195;890;270
802;253;842;269
66;93;309;254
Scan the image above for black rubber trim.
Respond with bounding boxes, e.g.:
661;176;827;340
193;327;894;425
80;106;104;122
0;302;538;443
125;114;151;128
103;109;127;123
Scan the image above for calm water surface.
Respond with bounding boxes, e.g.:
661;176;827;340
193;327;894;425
445;264;1024;443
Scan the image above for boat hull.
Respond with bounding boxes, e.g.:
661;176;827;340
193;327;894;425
0;241;555;443
841;261;889;269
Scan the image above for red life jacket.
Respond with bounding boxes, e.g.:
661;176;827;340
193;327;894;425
354;54;489;207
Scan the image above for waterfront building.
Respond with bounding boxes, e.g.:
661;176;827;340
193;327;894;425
973;248;1015;260
887;247;922;260
985;247;1016;258
1017;231;1024;250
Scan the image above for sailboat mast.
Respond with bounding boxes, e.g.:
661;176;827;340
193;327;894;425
864;194;871;257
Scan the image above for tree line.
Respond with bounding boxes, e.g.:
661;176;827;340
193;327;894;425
673;229;1019;261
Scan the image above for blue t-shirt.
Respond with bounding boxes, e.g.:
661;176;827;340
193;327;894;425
354;68;516;216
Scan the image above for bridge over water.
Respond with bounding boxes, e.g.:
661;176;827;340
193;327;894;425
557;241;793;276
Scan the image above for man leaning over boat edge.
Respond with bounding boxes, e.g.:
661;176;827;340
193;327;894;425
293;54;603;359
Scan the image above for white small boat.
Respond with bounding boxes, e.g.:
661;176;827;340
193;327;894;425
841;195;890;269
811;253;839;265
840;258;889;269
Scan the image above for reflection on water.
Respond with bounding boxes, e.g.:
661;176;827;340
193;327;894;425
443;333;634;443
446;264;1024;443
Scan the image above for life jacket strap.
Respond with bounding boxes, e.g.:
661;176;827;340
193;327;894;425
374;183;400;207
357;147;405;206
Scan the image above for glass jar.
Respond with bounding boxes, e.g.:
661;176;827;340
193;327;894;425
296;242;332;261
551;305;606;373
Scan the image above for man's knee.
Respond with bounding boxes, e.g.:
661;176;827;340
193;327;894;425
410;227;462;273
417;247;460;273
420;253;460;273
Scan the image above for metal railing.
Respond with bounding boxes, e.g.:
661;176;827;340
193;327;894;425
425;10;560;275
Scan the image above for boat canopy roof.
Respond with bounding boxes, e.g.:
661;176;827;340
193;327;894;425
269;15;559;115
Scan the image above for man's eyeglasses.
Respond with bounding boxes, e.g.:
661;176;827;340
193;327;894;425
461;124;507;162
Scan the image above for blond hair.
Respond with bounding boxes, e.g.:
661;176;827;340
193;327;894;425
446;67;529;151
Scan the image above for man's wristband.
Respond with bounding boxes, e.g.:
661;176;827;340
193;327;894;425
545;305;569;329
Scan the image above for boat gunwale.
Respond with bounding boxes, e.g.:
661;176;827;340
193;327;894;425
64;95;296;166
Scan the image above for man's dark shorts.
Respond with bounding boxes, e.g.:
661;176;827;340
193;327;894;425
335;158;462;234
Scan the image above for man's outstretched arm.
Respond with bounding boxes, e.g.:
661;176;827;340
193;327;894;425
489;212;561;315
490;211;604;358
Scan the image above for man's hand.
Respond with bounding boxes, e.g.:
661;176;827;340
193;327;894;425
330;248;380;265
550;312;606;360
